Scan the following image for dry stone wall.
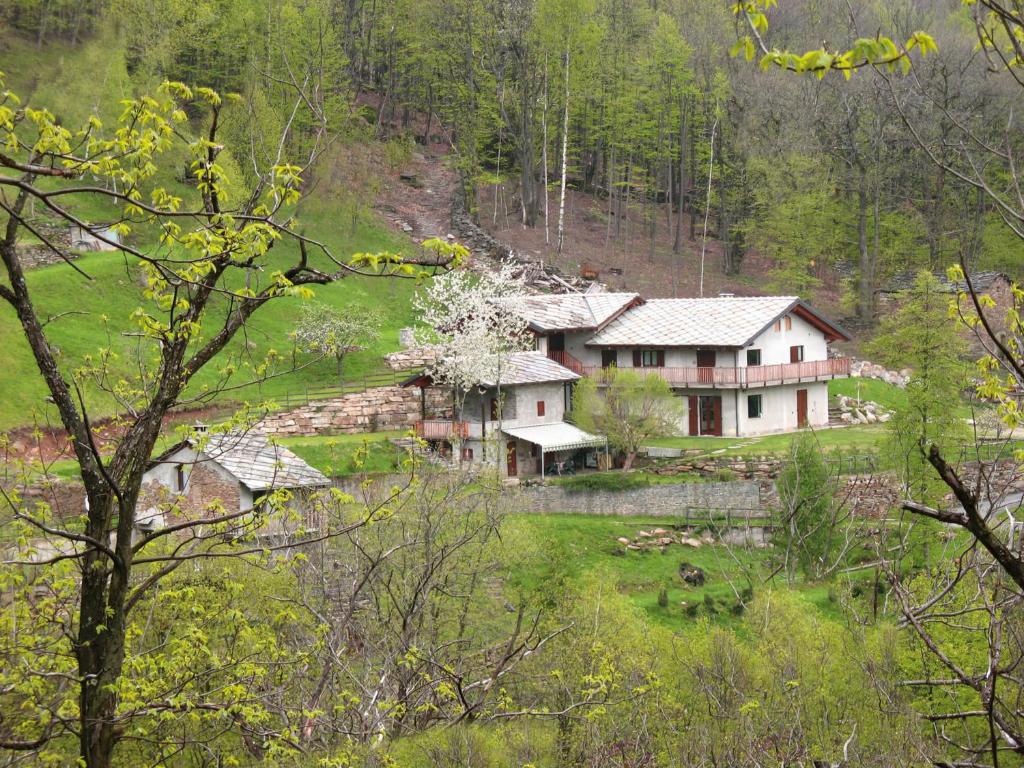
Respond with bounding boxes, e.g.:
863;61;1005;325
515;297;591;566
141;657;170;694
513;479;773;518
259;385;451;436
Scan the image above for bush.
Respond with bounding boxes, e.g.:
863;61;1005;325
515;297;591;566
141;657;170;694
657;585;669;608
703;593;717;614
556;472;651;493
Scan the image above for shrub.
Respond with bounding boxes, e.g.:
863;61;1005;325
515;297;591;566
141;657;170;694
556;472;651;493
657;585;669;608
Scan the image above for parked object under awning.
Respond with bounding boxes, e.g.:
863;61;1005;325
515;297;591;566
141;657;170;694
502;423;606;453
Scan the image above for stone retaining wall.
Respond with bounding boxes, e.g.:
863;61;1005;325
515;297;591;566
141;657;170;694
513;479;774;518
260;385;450;436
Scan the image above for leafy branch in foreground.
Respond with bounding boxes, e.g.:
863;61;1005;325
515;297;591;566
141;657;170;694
0;73;454;768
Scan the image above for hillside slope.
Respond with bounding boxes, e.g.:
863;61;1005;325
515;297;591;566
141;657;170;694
0;32;427;432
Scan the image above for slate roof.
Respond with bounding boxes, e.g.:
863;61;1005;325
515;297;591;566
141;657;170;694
587;296;848;347
879;270;1010;294
514;292;641;332
153;430;330;491
477;351;581;386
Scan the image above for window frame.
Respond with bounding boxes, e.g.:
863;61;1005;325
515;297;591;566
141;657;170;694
790;345;805;363
747;394;763;419
536;400;546;417
746;348;762;367
640;349;664;367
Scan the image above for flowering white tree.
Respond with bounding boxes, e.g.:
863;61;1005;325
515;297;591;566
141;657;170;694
414;258;533;461
293;302;381;384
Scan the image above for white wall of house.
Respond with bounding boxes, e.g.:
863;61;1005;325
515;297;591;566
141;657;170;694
738;381;829;435
741;313;828;367
672;380;829;437
455;381;574;474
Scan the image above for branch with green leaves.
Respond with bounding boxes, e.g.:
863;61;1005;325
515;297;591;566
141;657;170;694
730;1;937;79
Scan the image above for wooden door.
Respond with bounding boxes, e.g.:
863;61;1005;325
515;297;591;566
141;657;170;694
506;440;518;476
696;349;715;384
688;396;699;435
549;333;565;352
796;389;808;428
601;349;618;369
699;396;722;436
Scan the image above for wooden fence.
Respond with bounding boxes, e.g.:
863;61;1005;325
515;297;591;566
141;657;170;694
273;368;422;409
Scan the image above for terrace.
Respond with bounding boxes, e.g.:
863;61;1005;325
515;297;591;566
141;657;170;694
548;351;850;389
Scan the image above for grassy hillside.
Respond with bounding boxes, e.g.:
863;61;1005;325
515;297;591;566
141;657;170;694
0;32;425;431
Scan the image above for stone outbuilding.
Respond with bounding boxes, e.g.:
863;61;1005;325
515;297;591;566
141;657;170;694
139;429;330;538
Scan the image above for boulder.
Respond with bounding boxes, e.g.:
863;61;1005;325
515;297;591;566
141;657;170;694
679;562;706;586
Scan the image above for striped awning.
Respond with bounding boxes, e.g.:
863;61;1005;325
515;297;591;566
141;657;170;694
502;423;606;453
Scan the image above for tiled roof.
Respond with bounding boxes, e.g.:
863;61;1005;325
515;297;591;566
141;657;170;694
587;296;805;347
515;292;641;332
196;431;330;491
478;351;580;386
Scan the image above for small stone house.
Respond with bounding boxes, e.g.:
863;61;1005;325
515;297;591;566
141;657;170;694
403;351;607;477
875;270;1015;355
139;429;330;538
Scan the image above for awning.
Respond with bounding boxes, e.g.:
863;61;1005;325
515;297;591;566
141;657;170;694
503;423;607;453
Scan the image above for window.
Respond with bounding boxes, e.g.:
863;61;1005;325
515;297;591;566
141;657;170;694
773;320;781;332
536;401;546;417
174;464;185;492
637;349;664;367
747;394;763;419
790;345;804;363
490;398;500;420
784;316;792;331
461;447;474;461
746;348;762;366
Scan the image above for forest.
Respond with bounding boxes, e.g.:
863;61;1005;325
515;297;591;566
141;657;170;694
4;0;1021;312
2;0;1024;767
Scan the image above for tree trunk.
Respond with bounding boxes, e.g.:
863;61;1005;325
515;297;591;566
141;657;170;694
857;177;874;319
622;451;636;471
674;99;688;253
520;96;537;228
542;57;550;245
556;47;570;254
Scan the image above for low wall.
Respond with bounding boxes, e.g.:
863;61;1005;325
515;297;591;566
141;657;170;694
513;479;773;519
260;386;450;436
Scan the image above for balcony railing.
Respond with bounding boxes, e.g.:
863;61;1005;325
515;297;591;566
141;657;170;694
414;420;470;440
546;349;587;375
580;357;850;388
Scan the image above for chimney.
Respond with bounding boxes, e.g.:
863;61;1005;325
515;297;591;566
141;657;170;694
192;421;209;435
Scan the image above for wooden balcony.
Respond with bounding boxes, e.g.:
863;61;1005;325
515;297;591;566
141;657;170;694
580;357;850;389
414;420;470;440
546;349;587;375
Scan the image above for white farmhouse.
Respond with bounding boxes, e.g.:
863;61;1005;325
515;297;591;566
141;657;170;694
403;350;606;477
526;294;850;437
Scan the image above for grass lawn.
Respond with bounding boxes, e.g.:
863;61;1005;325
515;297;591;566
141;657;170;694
278;432;410;476
828;377;908;411
506;514;854;632
644;423;889;458
0;32;432;432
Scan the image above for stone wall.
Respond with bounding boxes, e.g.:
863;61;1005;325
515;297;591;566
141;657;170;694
259;385;451;436
384;347;437;371
513;478;773;518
